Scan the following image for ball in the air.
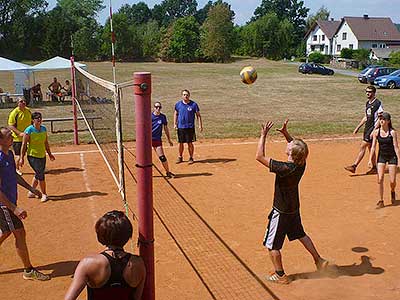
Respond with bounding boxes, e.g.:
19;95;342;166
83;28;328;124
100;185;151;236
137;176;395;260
240;66;257;84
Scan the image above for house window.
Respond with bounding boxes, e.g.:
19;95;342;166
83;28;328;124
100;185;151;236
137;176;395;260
322;35;325;41
349;44;353;49
372;43;377;48
379;44;386;48
313;35;317;41
337;44;341;51
342;32;347;40
311;45;315;51
320;45;324;52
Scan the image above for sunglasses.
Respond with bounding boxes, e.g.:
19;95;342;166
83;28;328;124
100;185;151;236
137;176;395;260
366;90;374;93
33;117;42;120
154;106;162;109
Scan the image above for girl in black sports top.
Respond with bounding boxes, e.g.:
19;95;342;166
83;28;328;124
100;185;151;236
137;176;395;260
65;211;146;300
369;112;400;209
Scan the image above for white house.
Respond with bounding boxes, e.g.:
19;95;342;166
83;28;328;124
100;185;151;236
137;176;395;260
305;20;341;56
333;15;400;56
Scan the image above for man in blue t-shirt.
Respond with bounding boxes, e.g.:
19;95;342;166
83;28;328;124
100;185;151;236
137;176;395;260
152;101;175;178
174;89;203;165
0;127;50;281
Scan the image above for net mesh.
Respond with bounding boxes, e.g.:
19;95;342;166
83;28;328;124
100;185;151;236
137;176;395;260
74;66;127;206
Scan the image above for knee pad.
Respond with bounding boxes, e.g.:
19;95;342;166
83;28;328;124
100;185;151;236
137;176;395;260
159;155;167;162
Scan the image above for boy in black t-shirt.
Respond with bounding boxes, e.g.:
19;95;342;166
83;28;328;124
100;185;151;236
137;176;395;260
256;119;328;284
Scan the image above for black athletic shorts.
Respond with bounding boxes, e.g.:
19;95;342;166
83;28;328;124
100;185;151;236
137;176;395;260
363;127;374;143
12;142;22;156
0;206;24;233
378;154;398;165
28;156;46;181
177;128;196;143
263;208;306;250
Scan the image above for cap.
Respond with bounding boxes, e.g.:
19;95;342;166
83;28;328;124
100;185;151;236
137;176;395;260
379;112;391;120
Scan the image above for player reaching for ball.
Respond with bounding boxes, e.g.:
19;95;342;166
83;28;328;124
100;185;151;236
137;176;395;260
255;119;328;284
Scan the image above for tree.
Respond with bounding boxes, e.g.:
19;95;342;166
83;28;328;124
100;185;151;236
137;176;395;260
57;0;104;22
194;1;213;25
353;48;370;68
340;48;353;59
152;0;198;26
141;20;162;57
0;0;47;59
252;0;309;52
73;19;102;60
389;51;400;67
200;3;235;62
306;6;330;31
160;16;201;62
118;2;151;25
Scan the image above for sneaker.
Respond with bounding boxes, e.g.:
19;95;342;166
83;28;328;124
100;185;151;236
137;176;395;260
23;268;50;281
176;157;183;164
27;191;36;198
366;166;377;175
391;191;396;204
266;272;290;284
41;194;49;203
376;200;384;209
188;157;194;165
16;169;23;176
316;257;329;271
344;164;356;173
166;171;175;178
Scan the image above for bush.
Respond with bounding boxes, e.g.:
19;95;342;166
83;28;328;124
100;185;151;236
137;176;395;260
308;52;330;64
340;48;353;59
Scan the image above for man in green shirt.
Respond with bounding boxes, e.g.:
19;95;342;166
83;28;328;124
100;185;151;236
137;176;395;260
7;97;32;175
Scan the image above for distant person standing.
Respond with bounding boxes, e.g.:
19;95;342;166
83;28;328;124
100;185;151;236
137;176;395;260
19;112;55;203
152;101;175;178
0;126;49;281
345;85;383;174
174;89;203;164
8;97;32;175
368;112;400;209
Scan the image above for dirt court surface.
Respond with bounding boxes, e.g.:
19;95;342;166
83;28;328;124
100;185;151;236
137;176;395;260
1;137;400;300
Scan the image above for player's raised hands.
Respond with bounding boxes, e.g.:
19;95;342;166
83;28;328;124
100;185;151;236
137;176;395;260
276;119;289;135
261;121;274;136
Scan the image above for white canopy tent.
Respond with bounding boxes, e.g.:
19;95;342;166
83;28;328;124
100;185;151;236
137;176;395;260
0;57;32;94
31;56;86;71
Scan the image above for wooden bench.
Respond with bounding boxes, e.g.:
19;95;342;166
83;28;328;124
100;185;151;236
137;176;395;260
43;116;102;133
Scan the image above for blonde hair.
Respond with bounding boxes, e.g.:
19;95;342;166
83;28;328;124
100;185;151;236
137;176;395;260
291;139;308;166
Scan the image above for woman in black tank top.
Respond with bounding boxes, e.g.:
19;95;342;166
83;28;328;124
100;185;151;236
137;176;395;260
369;112;400;209
65;211;146;300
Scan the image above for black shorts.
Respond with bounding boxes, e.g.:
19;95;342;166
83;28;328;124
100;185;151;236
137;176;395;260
177;128;196;143
0;206;24;233
12;142;22;156
378;154;398;165
28;156;46;181
263;209;306;250
363;127;374;143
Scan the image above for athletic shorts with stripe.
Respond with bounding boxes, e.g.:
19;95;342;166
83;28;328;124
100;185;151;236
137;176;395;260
0;206;24;234
263;208;306;250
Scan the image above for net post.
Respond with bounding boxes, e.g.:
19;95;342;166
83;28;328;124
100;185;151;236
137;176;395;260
70;56;79;145
134;72;154;300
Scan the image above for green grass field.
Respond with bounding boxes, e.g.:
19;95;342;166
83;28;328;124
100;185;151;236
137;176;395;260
1;58;400;145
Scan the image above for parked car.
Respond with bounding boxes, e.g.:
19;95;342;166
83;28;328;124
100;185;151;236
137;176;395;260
374;70;400;89
359;67;398;84
357;66;379;83
298;63;334;75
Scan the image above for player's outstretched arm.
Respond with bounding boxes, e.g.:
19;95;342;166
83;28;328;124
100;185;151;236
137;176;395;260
368;129;378;168
256;121;274;168
16;173;41;198
276;119;293;142
392;130;400;162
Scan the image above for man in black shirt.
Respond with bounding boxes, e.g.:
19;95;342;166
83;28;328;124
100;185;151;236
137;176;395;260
256;119;328;284
345;85;383;174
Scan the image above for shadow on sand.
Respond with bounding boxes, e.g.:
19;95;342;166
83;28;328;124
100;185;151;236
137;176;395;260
0;260;79;278
49;191;108;201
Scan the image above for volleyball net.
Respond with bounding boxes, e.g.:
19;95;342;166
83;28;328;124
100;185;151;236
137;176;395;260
73;65;132;213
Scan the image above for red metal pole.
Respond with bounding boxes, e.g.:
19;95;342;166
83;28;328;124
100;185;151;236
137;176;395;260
70;56;79;145
134;72;154;300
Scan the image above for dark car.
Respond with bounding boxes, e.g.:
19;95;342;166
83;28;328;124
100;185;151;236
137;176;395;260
357;66;378;83
298;63;334;75
359;67;398;84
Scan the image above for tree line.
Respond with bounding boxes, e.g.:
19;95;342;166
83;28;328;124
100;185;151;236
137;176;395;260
1;0;323;63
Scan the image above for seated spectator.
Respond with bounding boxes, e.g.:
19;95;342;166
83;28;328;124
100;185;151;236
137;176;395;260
30;84;43;103
61;80;72;101
47;77;62;102
64;210;146;300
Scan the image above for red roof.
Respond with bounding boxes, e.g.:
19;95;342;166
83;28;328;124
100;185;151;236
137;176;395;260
343;16;400;41
317;20;341;39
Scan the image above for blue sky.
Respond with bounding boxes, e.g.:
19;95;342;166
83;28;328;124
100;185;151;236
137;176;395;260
46;0;400;26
